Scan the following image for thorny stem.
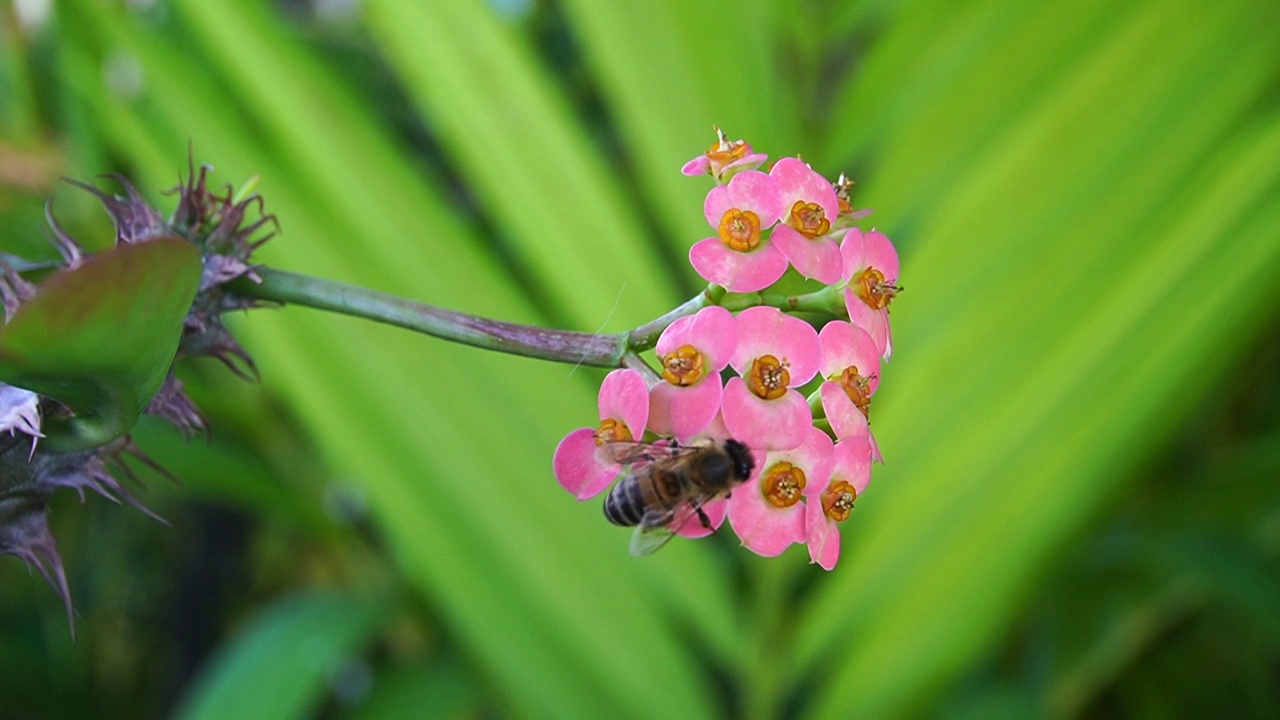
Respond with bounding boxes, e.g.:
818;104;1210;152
232;268;846;368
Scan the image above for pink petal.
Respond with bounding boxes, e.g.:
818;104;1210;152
863;230;900;283
679;410;731;445
770;225;842;285
773;427;835;485
675;496;728;539
720;153;768;179
597;369;650;437
839;228;900;284
839;227;864;280
817;321;881;396
730;307;821;385
844;288;892;360
805;502;841;570
721;379;811;451
552;428;619;500
648;377;723;439
727;480;806;556
830;437;872;495
820;382;872;442
703;170;785;228
656;305;737;371
689;237;789;293
870;430;885;464
770;157;839;222
682;156;711;177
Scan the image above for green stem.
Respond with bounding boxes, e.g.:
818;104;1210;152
234;268;630;367
627;288;716;351
231;269;846;369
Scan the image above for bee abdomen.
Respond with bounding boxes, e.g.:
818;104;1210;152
603;478;647;527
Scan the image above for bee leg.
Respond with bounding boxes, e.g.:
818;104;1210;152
696;506;713;531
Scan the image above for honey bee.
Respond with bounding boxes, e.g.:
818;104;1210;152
599;439;755;556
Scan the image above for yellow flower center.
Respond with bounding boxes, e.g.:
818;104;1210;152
660;344;706;387
821;480;857;522
835;365;873;418
854;267;900;310
593;418;633;447
789;200;830;239
746;354;790;400
718;208;762;252
706;125;749;165
762;461;806;508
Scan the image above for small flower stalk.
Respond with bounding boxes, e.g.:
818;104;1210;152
556;128;902;570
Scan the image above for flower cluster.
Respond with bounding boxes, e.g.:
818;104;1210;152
555;129;901;570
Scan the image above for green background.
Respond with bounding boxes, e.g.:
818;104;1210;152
2;0;1279;717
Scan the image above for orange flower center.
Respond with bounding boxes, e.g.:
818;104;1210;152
707;140;749;165
706;126;749;165
762;461;806;508
660;344;706;387
789;200;830;239
718;209;762;252
594;418;633;447
747;354;790;400
835;365;873;418
821;480;857;522
834;173;855;215
854;267;900;310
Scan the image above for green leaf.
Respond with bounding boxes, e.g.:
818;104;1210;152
792;0;1280;716
174;592;385;720
0;237;201;450
345;659;478;720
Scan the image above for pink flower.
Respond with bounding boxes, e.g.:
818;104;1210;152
768;158;842;284
681;126;767;182
648;306;737;439
721;306;820;451
840;228;901;360
728;426;832;556
817;321;880;442
805;434;872;571
834;172;874;223
689;171;788;292
552;369;649;500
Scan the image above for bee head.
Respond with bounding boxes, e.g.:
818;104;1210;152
723;439;755;482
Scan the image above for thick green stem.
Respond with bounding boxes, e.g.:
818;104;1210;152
234;268;630;367
231;269;845;369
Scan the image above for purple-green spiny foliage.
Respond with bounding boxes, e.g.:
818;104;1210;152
0;157;274;633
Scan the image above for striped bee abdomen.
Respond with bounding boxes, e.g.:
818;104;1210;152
603;467;687;527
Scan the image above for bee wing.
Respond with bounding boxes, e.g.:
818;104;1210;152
628;497;715;557
629;515;678;557
597;439;694;467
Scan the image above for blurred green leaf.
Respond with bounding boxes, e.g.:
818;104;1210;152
0;236;201;449
345;659;478;720
174;592;384;720
794;0;1280;715
363;0;681;325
